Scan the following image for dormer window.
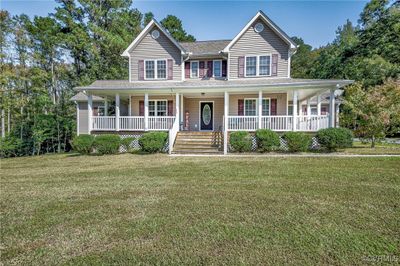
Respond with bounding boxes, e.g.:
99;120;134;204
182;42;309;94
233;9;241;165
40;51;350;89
245;55;271;77
145;59;167;80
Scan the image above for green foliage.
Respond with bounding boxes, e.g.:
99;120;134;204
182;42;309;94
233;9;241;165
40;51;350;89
0;135;23;158
229;131;252;152
71;135;95;154
283;132;311;153
160;15;196;42
341;80;400;147
93;134;121;155
121;137;135;153
316;128;353;151
139;132;168;153
255;129;280;152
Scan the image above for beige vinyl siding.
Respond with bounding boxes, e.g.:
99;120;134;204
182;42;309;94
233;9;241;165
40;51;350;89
129;25;182;81
184;97;224;131
229;93;287;115
229;19;289;79
130;95;175;116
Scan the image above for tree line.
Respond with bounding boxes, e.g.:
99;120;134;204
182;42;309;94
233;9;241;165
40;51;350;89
0;0;195;156
0;0;399;157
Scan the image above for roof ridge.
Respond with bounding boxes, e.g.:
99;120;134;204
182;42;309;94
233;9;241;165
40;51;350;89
179;39;231;44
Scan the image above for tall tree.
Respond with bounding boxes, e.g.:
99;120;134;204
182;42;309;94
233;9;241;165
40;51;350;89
160;15;195;42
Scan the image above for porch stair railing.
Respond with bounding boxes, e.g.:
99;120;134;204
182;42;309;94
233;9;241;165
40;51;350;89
168;117;180;154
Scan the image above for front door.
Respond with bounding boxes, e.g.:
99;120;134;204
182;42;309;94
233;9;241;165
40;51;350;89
200;102;213;131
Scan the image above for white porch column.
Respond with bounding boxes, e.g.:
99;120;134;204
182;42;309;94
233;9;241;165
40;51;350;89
258;90;262;129
75;102;79;136
224;91;229;155
317;95;321;116
329;89;335;128
175;93;180;127
180;94;184;125
292;90;298;131
115;93;120;131
144;93;149;131
307;98;311;117
128;95;132;116
336;103;341;127
104;99;108;116
88;94;93;133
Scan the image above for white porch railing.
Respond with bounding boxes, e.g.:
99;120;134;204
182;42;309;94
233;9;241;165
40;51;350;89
148;116;175;130
92;116;116;131
227;115;329;131
91;116;175;131
227;116;258;131
168;116;180;154
120;116;145;131
298;115;329;131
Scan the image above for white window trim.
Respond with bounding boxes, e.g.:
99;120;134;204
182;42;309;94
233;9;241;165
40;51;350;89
148;99;168;116
244;98;271;116
190;61;199;79
213;60;222;78
244;54;272;77
144;59;168;80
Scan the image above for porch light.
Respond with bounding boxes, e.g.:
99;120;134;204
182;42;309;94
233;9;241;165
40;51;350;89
201;93;205;96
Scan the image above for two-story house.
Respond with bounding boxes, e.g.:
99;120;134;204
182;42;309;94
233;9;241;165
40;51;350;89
71;11;353;154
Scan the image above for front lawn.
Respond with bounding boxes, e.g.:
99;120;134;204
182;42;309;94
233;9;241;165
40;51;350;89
1;154;399;265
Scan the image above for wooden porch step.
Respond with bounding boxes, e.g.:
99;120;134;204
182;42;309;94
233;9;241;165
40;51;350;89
174;144;219;150
172;149;221;154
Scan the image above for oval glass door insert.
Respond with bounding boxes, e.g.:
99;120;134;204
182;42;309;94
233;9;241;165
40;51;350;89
202;104;211;125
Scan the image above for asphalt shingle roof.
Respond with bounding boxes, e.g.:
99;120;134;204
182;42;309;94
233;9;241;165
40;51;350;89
179;40;231;56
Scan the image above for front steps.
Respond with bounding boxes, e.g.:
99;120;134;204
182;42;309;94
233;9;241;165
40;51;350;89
172;131;222;154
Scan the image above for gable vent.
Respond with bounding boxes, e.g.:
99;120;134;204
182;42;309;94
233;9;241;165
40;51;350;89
254;22;264;33
151;30;160;39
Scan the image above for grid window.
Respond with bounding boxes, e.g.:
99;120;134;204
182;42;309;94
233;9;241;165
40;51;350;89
245;57;257;76
259;56;271;76
262;99;270;115
213;60;221;77
157;60;166;79
145;61;155;79
244;99;257;116
191;61;199;78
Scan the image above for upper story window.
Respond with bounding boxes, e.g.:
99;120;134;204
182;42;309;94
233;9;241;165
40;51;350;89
190;61;199;78
213;60;222;77
145;59;167;80
149;100;167;116
244;98;271;116
245;55;271;77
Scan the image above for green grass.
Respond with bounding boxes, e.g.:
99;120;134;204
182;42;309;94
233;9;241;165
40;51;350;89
342;141;400;155
1;154;399;265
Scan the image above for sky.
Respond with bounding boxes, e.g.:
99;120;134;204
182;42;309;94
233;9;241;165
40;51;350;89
1;0;368;48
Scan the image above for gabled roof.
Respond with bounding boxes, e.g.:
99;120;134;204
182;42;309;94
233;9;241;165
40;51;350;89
223;10;298;52
121;19;186;57
70;92;104;102
180;40;231;56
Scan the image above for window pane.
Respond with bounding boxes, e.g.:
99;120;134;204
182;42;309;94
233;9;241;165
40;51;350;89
191;62;198;78
259;56;270;76
311;107;318;115
145;61;155;79
157;60;166;79
213;61;221;77
157;100;167;116
262;99;270;116
246;57;257;76
149;101;155;116
288;105;293;116
245;99;256;116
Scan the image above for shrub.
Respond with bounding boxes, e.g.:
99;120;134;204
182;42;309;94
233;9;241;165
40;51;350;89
71;134;95;154
316;128;353;151
0;135;23;158
255;129;280;152
283;132;311;152
229;131;252;152
139;132;168;153
121;137;135;153
93;134;121;155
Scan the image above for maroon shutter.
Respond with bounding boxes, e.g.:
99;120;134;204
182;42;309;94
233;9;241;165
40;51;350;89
271;99;277;115
185;62;190;78
139;101;144;116
271;54;278;76
238;99;244;116
167;59;173;80
207;61;213;77
138;60;144;80
167;100;173;116
222;60;227;77
238;56;245;78
199;61;205;78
